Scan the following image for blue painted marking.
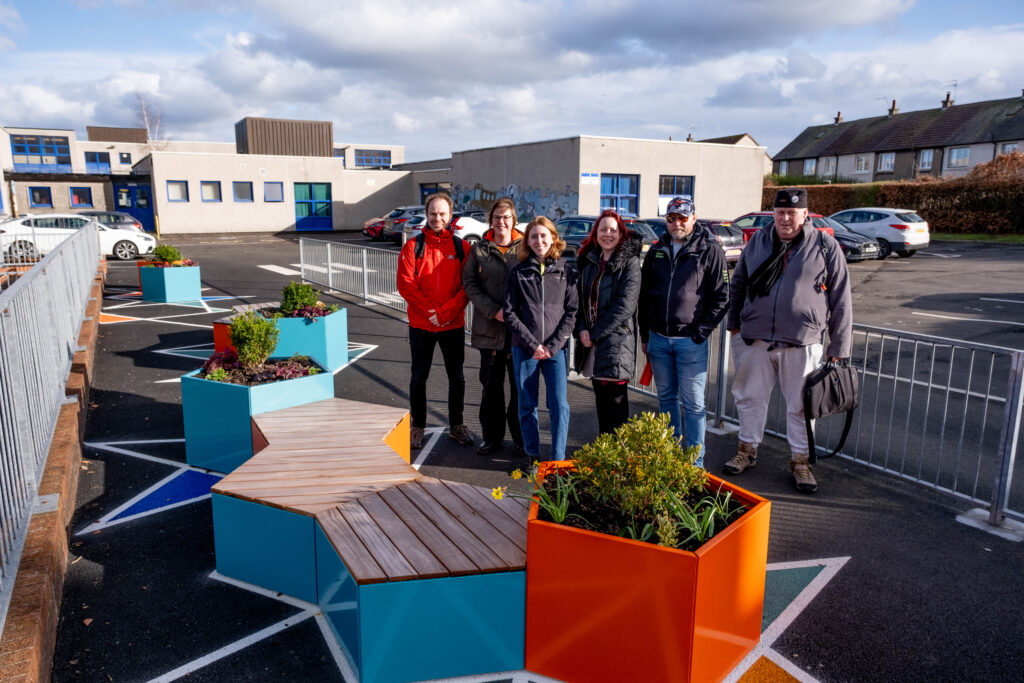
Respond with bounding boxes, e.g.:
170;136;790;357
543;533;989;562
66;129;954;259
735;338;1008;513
762;565;825;631
112;469;222;520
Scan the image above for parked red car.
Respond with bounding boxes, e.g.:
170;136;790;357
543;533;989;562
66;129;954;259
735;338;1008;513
363;219;386;240
732;212;835;243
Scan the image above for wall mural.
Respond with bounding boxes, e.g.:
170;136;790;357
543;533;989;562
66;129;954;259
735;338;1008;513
453;183;579;220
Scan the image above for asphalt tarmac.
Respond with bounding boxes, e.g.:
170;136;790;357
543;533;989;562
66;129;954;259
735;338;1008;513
52;233;1024;682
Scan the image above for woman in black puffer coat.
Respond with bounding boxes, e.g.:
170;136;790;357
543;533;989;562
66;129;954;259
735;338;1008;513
575;210;642;434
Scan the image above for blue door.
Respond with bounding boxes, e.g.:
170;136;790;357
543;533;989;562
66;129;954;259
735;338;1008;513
113;183;155;233
294;182;333;231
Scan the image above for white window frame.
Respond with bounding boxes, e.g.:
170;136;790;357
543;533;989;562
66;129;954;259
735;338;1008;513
1002;142;1019;154
854;155;869;173
919;149;933;171
803;158;817;175
877;152;895;172
948;147;970;168
822;157;836;175
778;160;788;175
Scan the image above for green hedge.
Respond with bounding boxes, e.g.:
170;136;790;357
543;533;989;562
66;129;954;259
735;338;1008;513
761;180;1024;234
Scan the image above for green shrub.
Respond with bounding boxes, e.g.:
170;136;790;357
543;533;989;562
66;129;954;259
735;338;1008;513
153;244;183;263
280;281;320;316
766;173;857;187
229;311;280;367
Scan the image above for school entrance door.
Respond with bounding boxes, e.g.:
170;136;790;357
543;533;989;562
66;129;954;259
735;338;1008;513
112;182;155;233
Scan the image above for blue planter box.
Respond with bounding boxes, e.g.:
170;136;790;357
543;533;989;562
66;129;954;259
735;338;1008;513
182;367;333;473
140;265;202;303
274;308;348;372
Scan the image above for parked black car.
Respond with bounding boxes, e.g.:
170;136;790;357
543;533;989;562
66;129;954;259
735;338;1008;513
645;217;745;266
819;216;881;262
554;215;657;259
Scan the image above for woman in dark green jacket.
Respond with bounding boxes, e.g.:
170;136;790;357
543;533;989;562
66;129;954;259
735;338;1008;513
575;210;642;434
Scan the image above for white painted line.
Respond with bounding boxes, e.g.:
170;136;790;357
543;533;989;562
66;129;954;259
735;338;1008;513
314;613;360;682
79;466;191;530
330;343;377;375
764;650;822;683
411;428;445;470
722;556;850;683
78;493;212;535
912;311;1023;326
918;252;960;258
291;262;377;274
981;297;1024;305
155;377;184;384
145;610;316;682
259;264;302;276
209;571;317;610
84;440;194;470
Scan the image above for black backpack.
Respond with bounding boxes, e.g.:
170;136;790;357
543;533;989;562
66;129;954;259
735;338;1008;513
412;231;465;276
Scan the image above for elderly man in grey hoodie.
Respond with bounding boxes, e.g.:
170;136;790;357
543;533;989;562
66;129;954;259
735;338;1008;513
724;188;852;493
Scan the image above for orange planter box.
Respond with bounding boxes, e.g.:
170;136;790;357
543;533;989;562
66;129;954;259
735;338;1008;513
212;321;235;354
136;260;157;287
525;462;770;683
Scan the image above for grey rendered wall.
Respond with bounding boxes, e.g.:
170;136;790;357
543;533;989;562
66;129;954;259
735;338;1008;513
452;138;581;220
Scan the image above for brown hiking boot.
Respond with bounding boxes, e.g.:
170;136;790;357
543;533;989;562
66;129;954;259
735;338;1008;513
448;424;474;446
790;452;818;494
410;426;424;449
723;441;758;474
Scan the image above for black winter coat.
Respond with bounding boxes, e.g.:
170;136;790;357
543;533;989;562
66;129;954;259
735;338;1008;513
639;227;729;344
503;255;578;356
575;236;642;380
461;231;522;350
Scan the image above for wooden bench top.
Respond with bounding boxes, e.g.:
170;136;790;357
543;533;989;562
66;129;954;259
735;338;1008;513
213;397;529;583
317;478;528;584
212;398;418;515
213;301;278;324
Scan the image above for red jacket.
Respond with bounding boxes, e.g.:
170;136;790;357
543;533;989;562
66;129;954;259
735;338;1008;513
396;228;469;331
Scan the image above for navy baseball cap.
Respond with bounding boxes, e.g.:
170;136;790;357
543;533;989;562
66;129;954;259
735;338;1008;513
665;196;695;217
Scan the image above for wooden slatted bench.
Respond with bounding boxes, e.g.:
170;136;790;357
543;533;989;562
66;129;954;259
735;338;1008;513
211;397;528;682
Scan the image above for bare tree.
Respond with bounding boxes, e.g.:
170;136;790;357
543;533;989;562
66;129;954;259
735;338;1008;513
134;91;167;151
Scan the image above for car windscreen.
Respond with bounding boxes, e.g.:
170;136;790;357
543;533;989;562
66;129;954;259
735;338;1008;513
821;217;851;233
896;212;924;222
629;221;658;240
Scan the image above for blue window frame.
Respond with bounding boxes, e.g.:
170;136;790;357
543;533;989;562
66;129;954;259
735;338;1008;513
70;187;93;207
119;152;132;165
233;181;254;202
167;180;189;202
11;135;72;173
600;173;639;216
354;149;391;168
294;182;332;230
85;151;111;174
200;181;222;202
264;182;284;202
29;186;53;208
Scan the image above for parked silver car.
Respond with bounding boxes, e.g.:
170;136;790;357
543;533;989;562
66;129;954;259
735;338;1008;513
829;207;929;259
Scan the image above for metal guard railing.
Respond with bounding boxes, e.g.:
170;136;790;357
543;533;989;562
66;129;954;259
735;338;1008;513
299;238;1024;525
0;223;102;638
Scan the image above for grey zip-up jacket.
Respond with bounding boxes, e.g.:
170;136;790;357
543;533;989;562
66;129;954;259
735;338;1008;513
728;219;852;358
504;255;578;356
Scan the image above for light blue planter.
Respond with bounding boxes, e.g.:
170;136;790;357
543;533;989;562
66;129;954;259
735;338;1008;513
212;494;318;602
140;265;202;303
274;308;348;372
182;367;333;473
316;526;526;682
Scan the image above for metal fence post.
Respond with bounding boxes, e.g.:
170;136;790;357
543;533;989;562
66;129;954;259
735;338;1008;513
714;322;731;427
361;249;369;303
990;351;1024;525
299;239;306;283
327;243;335;292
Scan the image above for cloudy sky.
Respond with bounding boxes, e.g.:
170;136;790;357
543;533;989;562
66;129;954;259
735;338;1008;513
2;0;1023;161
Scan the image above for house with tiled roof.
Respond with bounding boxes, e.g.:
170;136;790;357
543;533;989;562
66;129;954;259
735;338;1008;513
772;92;1024;183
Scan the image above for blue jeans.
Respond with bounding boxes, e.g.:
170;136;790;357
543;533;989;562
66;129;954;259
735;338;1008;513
647;332;708;466
512;346;570;460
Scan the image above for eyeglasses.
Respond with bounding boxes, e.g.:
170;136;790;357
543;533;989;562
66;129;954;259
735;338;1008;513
493;214;514;222
666;215;690;224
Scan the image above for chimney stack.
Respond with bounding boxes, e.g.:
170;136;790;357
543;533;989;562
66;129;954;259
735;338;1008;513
686;132;694;142
941;92;954;108
887;99;899;116
834;111;843;124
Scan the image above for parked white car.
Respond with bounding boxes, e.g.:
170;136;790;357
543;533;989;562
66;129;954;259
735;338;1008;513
0;214;156;262
828;207;929;259
450;214;488;244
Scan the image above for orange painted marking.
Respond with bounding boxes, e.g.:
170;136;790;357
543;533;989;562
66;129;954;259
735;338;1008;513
100;313;140;324
739;656;799;682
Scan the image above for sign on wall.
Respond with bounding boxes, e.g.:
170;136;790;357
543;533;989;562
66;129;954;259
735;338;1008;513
580;172;599;185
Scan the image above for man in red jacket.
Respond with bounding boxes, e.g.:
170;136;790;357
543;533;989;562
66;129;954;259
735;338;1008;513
396;193;473;449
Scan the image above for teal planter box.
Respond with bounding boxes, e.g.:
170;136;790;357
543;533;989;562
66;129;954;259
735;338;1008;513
316;526;526;683
213;494;317;602
274;308;348;372
182;367;333;473
140;265;202;303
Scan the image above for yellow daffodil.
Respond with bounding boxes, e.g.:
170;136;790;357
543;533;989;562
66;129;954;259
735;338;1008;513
491;487;504;500
511;468;523;480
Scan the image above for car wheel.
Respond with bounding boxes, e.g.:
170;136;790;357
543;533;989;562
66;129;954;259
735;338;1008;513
6;240;39;262
896;249;917;258
113;240;140;261
876;239;892;259
464;235;481;245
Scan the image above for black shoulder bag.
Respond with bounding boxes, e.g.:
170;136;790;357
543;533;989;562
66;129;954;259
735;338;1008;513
803;359;860;462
